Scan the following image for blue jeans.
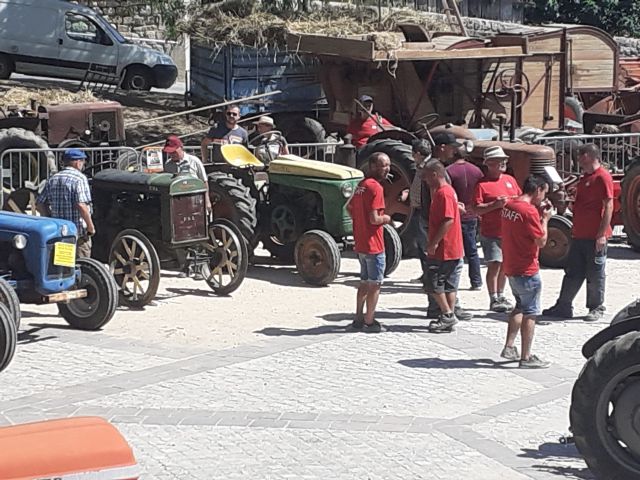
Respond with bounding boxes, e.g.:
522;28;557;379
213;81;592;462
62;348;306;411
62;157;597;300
358;253;386;284
557;239;606;310
461;218;482;287
508;273;542;315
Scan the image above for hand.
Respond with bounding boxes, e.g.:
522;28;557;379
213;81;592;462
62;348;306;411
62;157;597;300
595;235;607;253
383;214;392;225
458;202;466;214
87;228;96;237
542;207;553;222
494;196;507;208
398;189;409;203
426;242;437;256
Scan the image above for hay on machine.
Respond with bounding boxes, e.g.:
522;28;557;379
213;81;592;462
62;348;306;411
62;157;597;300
0;87;98;110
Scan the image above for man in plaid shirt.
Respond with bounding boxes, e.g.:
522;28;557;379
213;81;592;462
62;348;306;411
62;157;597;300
36;149;95;258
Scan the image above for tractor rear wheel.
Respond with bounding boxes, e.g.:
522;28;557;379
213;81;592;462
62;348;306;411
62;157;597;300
58;258;118;330
295;230;340;286
571;331;640;479
0;303;16;373
109;229;161;308
357;139;416;245
622;163;640;251
0;277;20;329
383;224;402;276
208;172;258;247
540;215;572;268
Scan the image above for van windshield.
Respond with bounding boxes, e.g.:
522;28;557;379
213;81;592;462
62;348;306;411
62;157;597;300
96;14;127;44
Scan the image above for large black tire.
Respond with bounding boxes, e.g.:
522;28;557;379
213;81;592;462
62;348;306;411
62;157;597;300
0;53;13;80
571;331;640;480
274;115;326;160
58;257;118;330
0;128;56;192
540;215;573;268
565;96;585;124
295;229;340;286
201;219;248;295
208;172;258;246
122;65;153;91
383;224;402;277
357;139;416;246
0;303;16;373
622;163;640;252
109;229;161;308
0;278;20;330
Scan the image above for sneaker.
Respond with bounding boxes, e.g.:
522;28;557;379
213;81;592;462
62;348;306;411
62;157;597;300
519;354;550;369
500;346;519;361
470;284;482;291
363;320;383;333
351;317;364;330
410;276;425;284
193;272;204;281
454;307;473;321
428;313;458;333
584;307;605;323
542;304;573;319
498;295;514;310
490;298;509;313
178;271;188;279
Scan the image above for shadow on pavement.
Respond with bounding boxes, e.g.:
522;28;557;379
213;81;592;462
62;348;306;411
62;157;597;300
398;357;515;369
17;325;65;345
256;325;349;337
519;442;594;479
165;287;227;298
319;310;428;323
607;244;639;261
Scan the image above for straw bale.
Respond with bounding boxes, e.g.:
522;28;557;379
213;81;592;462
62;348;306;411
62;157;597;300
0;87;98;109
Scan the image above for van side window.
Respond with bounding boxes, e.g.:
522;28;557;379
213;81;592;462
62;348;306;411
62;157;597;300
65;13;112;46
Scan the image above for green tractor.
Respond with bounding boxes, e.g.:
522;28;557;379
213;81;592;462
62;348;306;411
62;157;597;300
205;133;402;286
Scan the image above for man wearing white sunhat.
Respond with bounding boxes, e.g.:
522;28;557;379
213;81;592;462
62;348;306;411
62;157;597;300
472;146;521;313
252;116;289;162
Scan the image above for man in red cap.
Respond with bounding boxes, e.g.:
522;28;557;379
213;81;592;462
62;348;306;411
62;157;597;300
163;135;211;212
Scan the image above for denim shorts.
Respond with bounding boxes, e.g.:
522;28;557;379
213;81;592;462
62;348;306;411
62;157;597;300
480;236;502;263
358;252;386;284
508;273;542;316
425;258;463;294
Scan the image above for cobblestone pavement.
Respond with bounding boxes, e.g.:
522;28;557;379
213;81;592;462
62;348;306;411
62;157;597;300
4;244;639;479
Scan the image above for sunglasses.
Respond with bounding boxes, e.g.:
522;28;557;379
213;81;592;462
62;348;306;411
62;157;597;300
226;112;239;117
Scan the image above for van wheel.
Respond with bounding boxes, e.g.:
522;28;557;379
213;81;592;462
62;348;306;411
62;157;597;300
122;66;152;91
0;54;13;80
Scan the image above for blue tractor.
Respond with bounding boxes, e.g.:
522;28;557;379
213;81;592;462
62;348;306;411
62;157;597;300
0;212;118;332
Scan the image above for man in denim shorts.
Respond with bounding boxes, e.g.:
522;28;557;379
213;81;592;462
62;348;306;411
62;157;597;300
500;175;552;368
422;160;465;333
348;152;392;333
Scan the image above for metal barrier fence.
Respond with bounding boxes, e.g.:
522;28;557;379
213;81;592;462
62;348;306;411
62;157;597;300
1;146;140;208
535;133;640;176
183;142;341;164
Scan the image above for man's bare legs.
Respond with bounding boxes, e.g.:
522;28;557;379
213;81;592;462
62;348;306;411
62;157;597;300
364;283;382;324
356;283;368;322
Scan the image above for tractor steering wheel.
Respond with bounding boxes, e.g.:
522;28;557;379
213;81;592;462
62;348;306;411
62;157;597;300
250;130;286;164
413;113;440;137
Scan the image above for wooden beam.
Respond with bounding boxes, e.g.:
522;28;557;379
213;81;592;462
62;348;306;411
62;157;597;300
287;33;374;61
374;46;526;61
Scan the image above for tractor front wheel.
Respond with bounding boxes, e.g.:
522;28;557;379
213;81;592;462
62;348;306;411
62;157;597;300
0;303;16;373
0;277;20;330
201;220;248;296
295;230;340;286
622;163;640;251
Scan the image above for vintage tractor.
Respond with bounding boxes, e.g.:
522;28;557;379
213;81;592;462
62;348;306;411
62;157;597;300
0;301;16;373
0;212;118;330
570;298;640;479
0;100;126;211
90;169;248;308
204;135;402;286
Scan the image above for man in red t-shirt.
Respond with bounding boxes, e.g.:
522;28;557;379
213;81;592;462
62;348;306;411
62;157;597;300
348;152;392;332
501;176;552;368
473;146;522;313
422;160;467;333
543;144;614;322
347;95;394;149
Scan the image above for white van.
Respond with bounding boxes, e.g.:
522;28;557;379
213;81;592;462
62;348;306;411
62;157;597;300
0;0;177;90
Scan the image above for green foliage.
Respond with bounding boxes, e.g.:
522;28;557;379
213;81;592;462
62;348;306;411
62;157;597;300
525;0;640;37
142;0;192;40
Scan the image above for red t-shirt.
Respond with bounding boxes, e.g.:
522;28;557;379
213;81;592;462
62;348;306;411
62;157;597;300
347;115;393;149
501;199;545;277
350;177;385;254
473;174;522;238
572;167;614;239
428;184;464;261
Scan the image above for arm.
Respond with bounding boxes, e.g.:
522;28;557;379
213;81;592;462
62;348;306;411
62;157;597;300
369;209;391;226
473;197;507;215
427;218;454;255
595;198;614;252
36;202;50;217
534;205;552;248
200;137;213;163
77;203;95;235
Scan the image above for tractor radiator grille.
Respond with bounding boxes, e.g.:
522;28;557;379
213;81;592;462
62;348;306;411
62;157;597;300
171;193;207;243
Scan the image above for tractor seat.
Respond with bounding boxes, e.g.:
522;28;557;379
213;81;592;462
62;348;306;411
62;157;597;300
220;145;265;169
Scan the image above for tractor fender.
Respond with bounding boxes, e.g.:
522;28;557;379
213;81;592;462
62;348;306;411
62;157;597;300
624;156;640;175
582;316;640;359
367;130;417;145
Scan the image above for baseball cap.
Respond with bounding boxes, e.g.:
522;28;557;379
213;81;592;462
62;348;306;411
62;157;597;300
432;132;462;147
63;148;87;161
358;94;374;103
163;135;183;153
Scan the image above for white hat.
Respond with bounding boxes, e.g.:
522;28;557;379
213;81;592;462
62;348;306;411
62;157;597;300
254;116;275;127
483;145;508;161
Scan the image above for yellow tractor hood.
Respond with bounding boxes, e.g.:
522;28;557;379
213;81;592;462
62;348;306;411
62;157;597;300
269;156;363;180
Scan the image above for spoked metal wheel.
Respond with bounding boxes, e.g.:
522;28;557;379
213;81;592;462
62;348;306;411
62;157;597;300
201;219;248;295
109;229;161;308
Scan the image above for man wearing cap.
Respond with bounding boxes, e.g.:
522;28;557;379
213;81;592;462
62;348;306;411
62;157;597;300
200;105;249;162
36;149;94;258
253;116;289;161
163;135;211;212
473;146;521;312
347;95;394;149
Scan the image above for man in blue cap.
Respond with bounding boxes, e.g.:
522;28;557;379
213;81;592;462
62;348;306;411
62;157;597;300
37;148;95;257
